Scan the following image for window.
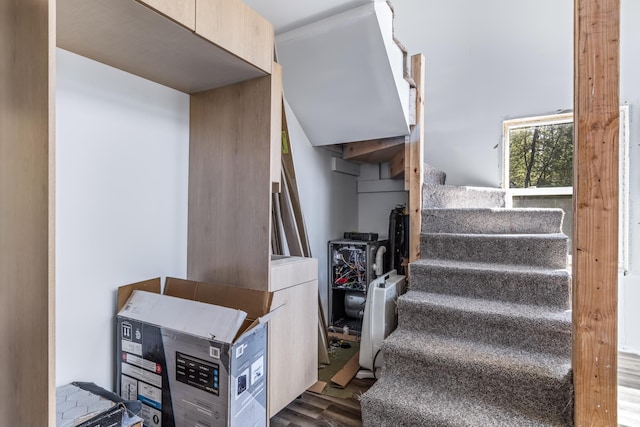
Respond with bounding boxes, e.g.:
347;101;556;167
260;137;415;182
503;112;574;197
502;107;629;273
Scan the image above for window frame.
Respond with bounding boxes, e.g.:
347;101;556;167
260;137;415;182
502;112;574;197
502;106;630;274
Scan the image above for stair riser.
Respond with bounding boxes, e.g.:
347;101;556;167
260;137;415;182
423;184;506;209
360;377;566;427
398;301;571;357
422;209;564;234
409;263;571;309
361;402;454;427
383;348;573;424
421;234;568;268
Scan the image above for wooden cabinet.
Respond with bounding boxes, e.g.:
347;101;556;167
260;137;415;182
1;0;280;425
195;0;274;74
136;0;196;30
187;64;282;290
269;256;319;417
0;2;55;425
57;0;269;93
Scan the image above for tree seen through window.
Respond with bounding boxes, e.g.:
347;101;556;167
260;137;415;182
508;122;573;188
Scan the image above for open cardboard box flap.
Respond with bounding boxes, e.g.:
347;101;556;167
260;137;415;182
164;277;273;319
117;277;281;343
117;277;162;312
118;290;247;344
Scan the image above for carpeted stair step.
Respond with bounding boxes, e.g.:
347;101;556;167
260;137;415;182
409;259;571;309
423;183;506;209
422;232;568;269
360;369;570;427
379;329;573;425
424;163;446;185
397;291;571;356
422;207;564;234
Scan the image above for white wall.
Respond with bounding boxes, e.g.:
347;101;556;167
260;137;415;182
357;163;407;239
284;100;358;319
619;0;640;354
55;49;189;388
392;0;573;187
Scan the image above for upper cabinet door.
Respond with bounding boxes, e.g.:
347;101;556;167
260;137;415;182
136;0;196;30
195;0;274;74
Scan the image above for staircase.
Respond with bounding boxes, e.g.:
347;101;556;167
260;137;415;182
360;183;574;426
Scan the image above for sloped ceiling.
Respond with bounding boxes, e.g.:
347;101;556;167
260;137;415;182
245;0;411;147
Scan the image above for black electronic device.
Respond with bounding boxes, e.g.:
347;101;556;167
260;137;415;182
343;232;379;241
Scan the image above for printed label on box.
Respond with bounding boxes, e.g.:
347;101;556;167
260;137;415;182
120;375;138;401
122;362;162;388
251;356;264;385
122;340;142;356
139;382;162;410
176;351;220;396
236;368;249;400
210;346;220;359
141;404;162;427
124;352;161;373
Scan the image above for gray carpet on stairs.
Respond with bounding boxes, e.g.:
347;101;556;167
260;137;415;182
424;163;447;185
423;183;506;209
422;208;564;234
360;183;573;426
422;232;569;269
397;291;571;356
410;259;571;309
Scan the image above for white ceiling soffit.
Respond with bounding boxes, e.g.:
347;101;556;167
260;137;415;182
275;2;411;147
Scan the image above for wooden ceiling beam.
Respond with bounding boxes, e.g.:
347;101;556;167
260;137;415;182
342;136;405;163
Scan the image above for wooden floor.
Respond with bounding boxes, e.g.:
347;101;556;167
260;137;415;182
270;352;640;426
270;378;373;427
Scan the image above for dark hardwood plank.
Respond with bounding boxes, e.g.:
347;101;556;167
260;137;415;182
287;399;327;419
317;403;362;427
271;375;374;426
272;407;326;427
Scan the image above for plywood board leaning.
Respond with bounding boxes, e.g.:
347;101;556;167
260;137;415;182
279;104;331;365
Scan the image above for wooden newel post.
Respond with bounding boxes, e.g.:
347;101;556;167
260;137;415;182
573;0;620;425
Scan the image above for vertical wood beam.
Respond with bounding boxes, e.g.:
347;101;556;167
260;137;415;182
573;0;619;425
407;54;425;262
0;0;55;425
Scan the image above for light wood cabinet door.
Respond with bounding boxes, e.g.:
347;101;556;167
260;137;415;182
268;279;319;417
136;0;196;30
195;0;274;73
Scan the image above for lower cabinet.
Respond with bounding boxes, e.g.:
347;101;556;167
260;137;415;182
268;256;318;417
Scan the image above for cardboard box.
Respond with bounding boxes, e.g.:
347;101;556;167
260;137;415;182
116;277;277;427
